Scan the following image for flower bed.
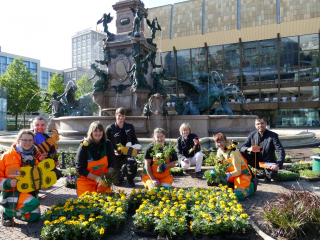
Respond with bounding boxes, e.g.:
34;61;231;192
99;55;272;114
131;187;251;239
41;191;128;240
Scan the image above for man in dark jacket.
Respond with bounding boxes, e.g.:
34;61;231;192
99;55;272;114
106;107;139;187
240;117;285;182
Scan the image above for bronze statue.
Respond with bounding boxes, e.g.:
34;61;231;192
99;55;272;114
128;5;145;38
151;69;168;96
43;91;67;118
88;63;111;92
170;72;243;115
127;51;153;91
146;18;161;47
97;13;115;41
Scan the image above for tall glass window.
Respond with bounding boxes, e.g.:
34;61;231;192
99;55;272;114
40;71;49;89
177;49;191;81
191;47;206;81
224;43;240;85
208;45;223;75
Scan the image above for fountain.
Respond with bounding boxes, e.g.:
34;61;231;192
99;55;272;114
1;0;319;151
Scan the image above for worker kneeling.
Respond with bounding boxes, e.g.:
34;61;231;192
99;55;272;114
213;132;258;200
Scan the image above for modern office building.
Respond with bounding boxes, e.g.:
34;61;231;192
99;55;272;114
71;28;108;69
0;51;63;89
146;0;320;128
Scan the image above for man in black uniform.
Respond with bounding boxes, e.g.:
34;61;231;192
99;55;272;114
106;107;139;187
240;117;285;182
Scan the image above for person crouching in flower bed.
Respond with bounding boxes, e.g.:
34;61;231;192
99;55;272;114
75;121;114;196
0;130;44;226
177;122;203;177
141;128;177;190
214;133;258;200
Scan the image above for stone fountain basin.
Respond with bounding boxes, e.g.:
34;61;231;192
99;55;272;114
0;130;319;151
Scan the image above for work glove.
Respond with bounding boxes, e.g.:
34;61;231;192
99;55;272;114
159;163;167;173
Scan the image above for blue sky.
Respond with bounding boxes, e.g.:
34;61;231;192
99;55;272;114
0;0;187;70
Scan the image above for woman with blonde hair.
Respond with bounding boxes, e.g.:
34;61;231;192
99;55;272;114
214;132;258;200
177;123;203;177
75;121;114;196
0;130;44;226
141;128;177;190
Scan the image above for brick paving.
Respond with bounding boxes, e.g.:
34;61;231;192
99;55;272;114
1;146;320;239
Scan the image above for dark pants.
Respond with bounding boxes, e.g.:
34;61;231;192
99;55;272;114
114;155;137;184
240;152;278;179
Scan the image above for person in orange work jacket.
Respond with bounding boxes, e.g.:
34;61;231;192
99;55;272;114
75;121;114;197
0;130;46;226
214;132;258;200
141;128;177;190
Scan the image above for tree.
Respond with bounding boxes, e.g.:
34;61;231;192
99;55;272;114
0;58;42;129
41;73;65;114
75;75;93;98
75;75;99;114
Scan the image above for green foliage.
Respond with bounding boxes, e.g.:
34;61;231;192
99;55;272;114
169;167;183;176
312;148;320;154
41;72;65;114
262;186;320;239
277;171;300;179
0;58;41;127
75;75;93;98
291;161;312;173
299;169;320;178
202;148;216;166
41;191;128;240
149;141;177;166
284;155;294;163
203;152;232;184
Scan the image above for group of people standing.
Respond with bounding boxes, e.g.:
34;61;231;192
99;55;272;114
0;106;285;226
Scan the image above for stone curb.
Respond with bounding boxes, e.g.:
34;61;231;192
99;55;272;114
250;220;275;240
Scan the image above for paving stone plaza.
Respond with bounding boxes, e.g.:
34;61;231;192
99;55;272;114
0;146;319;240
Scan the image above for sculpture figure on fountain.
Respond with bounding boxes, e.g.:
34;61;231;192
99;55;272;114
88;63;111;93
97;13;115;41
146;17;161;48
169;72;243;115
127;51;153;91
95;40;111;66
43;91;66;118
128;5;145;38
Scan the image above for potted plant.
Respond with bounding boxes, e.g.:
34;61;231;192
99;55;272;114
62;166;76;188
291;161;312;173
312;148;320;157
149;141;177;173
284;155;294;163
169;167;184;176
276;171;300;181
299;169;320;182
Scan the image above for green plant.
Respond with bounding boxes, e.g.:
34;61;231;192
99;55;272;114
262;186;320;239
202;148;216;166
277;171;299;179
312;148;320;154
62;166;76;177
58;147;76;168
299;169;320;178
284;155;294;163
169;167;183;175
41;191;128;240
291;161;312;173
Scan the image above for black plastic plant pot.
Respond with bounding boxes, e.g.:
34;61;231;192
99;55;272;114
299;176;320;182
134;229;158;237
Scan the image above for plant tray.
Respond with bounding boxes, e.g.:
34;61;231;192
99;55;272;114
299;176;320;182
134;229;158;237
275;177;299;182
223;233;250;240
193;235;220;240
170;172;184;176
106;224;124;234
207;181;219;187
65;184;76;189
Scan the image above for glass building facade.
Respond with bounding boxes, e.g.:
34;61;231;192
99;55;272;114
156;33;320;128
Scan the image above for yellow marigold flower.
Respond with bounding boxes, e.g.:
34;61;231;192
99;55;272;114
117;207;123;213
99;228;105;235
178;218;185;221
82;221;89;226
107;197;112;201
51;205;56;208
44;220;50;225
216;192;221;196
240;213;248;218
137;195;141;198
89;218;95;222
46;210;52;215
221;205;225;209
160;214;164;218
226;207;230;213
195;206;200;209
230;216;236;221
96;215;103;219
93;204;98;207
195;201;200;204
216;220;221;224
110;202;115;206
116;201;122;206
190;225;193;231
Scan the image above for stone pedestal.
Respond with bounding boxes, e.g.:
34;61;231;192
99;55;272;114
131;89;150;116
